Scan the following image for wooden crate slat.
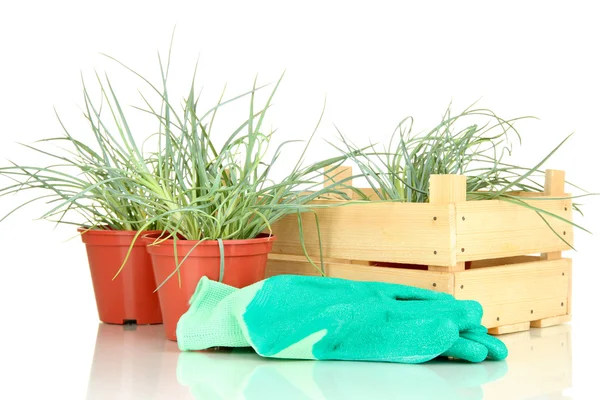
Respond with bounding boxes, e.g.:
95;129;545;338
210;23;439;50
488;322;531;335
455;199;573;262
266;256;453;293
530;314;571;328
482;296;567;328
327;263;453;294
469;255;540;269
266;256;323;277
454;258;571;327
270;202;457;266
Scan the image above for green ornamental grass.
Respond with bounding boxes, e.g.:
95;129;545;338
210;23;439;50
0;49;352;283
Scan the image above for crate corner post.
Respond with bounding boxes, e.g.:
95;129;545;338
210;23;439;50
427;174;467;273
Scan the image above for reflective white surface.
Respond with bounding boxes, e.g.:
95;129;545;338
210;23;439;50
81;323;572;400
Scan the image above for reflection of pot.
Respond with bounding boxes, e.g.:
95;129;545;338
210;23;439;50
177;350;508;400
85;323;186;400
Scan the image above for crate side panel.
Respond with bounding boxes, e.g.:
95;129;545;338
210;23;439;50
266;257;322;277
270;202;455;266
327;263;453;294
456;199;573;262
454;258;571;328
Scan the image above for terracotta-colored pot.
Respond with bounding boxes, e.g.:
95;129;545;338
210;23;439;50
79;228;163;325
144;233;275;341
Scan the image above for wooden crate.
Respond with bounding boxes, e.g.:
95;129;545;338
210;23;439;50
267;168;573;335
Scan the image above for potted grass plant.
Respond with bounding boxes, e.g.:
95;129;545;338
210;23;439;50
0;42;349;338
96;56;351;340
0;77;165;325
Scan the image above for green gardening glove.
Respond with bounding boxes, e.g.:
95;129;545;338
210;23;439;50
177;275;507;363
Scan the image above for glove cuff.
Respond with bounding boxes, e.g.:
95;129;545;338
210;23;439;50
177;277;249;350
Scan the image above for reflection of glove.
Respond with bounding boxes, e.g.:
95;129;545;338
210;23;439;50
307;359;508;400
176;350;265;400
176;349;508;400
177;275;507;363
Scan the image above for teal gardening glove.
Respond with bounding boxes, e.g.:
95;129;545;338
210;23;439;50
177;275;507;363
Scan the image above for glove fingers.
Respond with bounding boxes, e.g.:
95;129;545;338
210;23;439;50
389;300;483;332
439;300;483;331
313;318;459;363
443;337;488;362
461;331;508;361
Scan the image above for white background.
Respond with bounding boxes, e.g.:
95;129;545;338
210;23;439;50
0;1;598;398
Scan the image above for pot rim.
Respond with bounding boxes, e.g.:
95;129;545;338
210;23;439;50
142;232;276;246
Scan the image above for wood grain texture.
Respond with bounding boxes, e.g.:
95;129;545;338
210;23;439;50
540;169;566;261
544;169;566;195
269;201;456;266
429;174;467;203
504;191;549;198
541;252;562;261
488;322;531;335
266;256;454;294
454;258;571;328
455;198;573;262
530;314;571;328
567;264;572;316
469;255;540;269
428;174;466;271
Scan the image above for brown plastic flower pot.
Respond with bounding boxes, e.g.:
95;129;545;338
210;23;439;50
144;233;276;341
79;228;163;325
